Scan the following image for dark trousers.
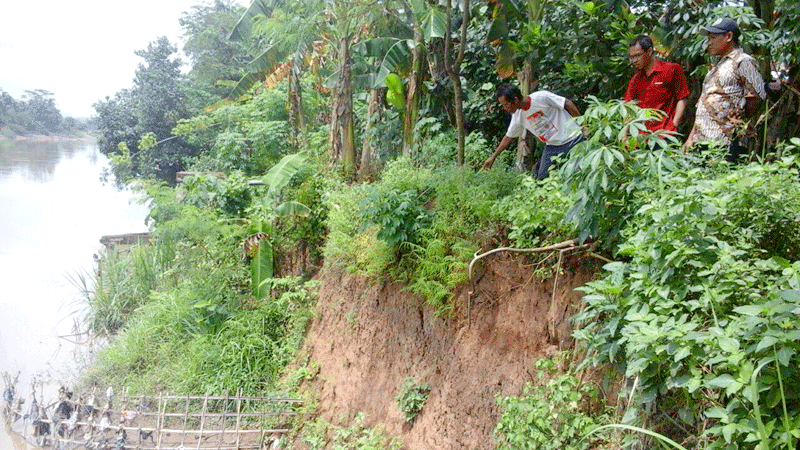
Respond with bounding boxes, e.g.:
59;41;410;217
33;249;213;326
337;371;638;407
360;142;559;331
536;134;585;179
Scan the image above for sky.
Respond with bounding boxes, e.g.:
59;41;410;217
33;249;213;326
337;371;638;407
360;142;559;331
0;0;244;118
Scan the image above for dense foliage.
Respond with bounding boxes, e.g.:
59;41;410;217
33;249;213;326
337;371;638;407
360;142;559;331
0;88;89;137
495;355;611;450
77;0;800;448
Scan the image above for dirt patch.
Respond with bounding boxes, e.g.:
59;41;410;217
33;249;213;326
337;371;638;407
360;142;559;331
300;253;599;449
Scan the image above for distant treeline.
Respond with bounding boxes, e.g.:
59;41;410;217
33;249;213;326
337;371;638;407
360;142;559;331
0;88;92;137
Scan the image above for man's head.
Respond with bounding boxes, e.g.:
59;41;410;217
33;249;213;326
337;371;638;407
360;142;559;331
703;17;740;56
497;83;524;114
628;35;655;72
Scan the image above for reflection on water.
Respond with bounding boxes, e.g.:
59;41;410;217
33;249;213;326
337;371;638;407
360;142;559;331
0;138;149;449
0;140;86;183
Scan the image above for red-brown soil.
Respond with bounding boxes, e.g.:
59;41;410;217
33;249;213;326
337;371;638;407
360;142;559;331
299;253;599;449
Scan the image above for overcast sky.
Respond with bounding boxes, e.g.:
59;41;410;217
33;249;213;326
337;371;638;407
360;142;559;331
0;0;243;118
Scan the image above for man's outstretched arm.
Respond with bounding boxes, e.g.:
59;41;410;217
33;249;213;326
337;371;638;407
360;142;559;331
483;136;514;169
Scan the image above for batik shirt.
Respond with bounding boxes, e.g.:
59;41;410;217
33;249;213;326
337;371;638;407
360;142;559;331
689;48;766;145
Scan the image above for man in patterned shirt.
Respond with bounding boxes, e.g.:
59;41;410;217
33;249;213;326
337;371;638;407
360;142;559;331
684;17;766;161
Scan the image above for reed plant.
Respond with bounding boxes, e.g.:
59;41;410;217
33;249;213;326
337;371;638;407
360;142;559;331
70;242;165;337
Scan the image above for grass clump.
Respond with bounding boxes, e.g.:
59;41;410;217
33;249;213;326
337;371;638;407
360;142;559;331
323;156;522;316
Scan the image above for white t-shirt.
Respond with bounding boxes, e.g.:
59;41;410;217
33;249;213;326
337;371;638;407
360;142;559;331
505;91;581;146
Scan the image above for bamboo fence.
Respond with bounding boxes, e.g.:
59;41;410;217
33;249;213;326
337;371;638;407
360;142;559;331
5;389;302;450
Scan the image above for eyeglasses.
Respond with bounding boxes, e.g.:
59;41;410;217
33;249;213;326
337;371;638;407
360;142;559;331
629;52;647;60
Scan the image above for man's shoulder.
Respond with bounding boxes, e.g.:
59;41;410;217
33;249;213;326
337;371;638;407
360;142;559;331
654;59;684;72
529;90;565;102
734;49;758;66
529;90;555;98
725;48;756;65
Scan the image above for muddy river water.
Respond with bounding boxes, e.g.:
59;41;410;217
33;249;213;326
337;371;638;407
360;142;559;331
0;138;148;448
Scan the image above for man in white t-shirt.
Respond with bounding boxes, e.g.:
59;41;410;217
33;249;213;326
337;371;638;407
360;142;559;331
483;83;584;179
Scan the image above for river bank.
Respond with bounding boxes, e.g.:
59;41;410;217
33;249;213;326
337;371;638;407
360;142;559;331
0;134;93;142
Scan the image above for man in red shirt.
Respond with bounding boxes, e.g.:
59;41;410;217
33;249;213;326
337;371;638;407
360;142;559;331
624;35;690;132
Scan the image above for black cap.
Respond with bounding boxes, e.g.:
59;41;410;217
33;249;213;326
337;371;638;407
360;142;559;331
703;17;739;34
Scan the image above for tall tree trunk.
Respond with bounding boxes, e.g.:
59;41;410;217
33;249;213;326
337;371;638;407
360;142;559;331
330;36;355;175
514;61;534;172
288;67;306;150
359;88;382;180
445;0;469;166
403;28;424;158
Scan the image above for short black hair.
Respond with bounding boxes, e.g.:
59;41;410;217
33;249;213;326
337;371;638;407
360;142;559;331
497;83;522;101
629;35;653;51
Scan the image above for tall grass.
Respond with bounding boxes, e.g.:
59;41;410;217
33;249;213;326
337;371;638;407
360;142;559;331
69;243;167;337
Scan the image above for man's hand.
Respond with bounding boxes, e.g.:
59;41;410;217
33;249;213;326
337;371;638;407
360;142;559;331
681;137;693;153
482;156;496;170
682;124;697;153
484;136;513;170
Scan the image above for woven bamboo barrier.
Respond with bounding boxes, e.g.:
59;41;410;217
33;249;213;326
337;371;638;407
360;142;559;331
8;389;302;450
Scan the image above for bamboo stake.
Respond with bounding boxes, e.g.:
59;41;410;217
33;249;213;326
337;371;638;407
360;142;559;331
155;392;164;450
138;393;147;450
219;392;227;448
196;395;207;450
235;389;242;449
181;394;189;447
260;394;266;450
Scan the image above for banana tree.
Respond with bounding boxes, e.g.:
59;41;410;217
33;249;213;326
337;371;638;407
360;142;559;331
328;16;357;176
245;152;310;299
349;0;447;157
227;0;327;148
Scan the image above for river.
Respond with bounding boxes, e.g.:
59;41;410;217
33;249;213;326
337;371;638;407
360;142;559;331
0;138;149;448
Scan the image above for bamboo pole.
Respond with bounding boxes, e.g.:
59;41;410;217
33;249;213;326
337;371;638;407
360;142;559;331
155;392;164;450
138;393;147;450
181;394;189;447
260;392;266;449
235;390;242;449
196;395;207;450
218;392;227;448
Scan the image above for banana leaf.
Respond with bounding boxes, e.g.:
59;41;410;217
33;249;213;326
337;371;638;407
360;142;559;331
229;44;285;98
274;201;311;216
261;152;308;195
420;7;447;40
228;0;276;42
249;236;273;299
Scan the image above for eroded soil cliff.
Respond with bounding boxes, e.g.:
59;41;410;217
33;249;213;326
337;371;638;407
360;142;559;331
299;253;599;449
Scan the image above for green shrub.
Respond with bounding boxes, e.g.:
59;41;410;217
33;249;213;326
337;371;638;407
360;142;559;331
181;171;254;218
559;97;681;247
275;166;330;266
323;182;392;275
301;413;402;450
495;356;610;450
360;187;431;253
325;159;525;315
573;156;800;448
495;173;572;248
395;377;430;423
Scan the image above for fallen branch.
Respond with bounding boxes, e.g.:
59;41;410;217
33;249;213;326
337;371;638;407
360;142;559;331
468;239;583;283
466;239;593;328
